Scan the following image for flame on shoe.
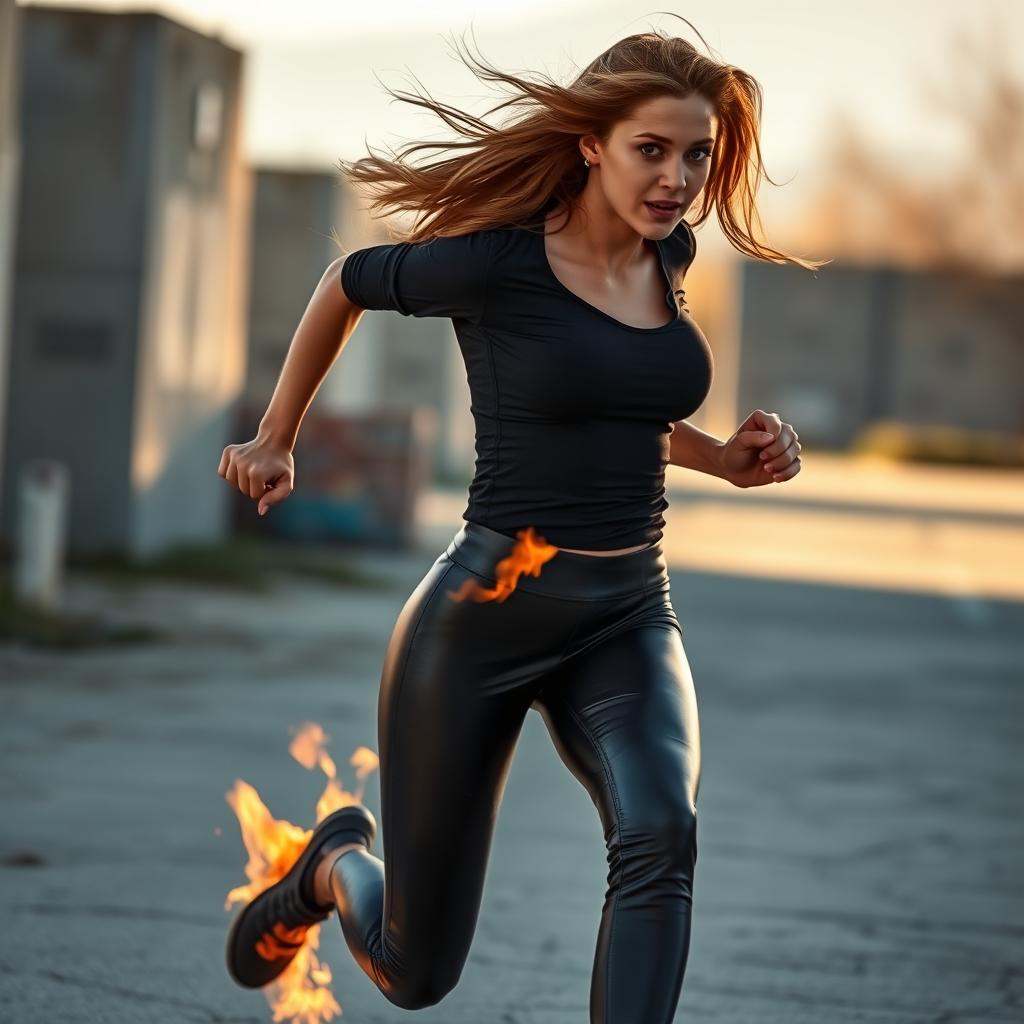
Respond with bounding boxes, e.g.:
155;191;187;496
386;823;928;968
225;722;380;1023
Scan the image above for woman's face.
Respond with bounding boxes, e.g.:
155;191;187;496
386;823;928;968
582;93;718;236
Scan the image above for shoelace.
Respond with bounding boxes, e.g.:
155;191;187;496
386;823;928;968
252;871;332;962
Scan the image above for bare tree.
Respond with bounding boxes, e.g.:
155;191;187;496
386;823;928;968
792;19;1024;273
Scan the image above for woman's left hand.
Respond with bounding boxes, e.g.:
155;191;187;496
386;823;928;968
718;409;802;489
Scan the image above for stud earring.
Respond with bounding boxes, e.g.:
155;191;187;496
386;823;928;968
583;158;590;167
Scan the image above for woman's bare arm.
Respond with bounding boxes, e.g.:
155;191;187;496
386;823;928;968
668;419;727;478
257;254;365;452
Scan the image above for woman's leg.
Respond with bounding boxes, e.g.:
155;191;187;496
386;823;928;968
532;622;702;1024
325;553;567;1010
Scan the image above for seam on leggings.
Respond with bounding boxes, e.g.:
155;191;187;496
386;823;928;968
561;697;626;1017
377;559;457;967
444;551;646;602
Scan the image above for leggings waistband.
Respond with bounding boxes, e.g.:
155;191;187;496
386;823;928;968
444;520;670;601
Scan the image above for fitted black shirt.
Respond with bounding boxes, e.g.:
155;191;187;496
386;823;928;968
340;213;713;549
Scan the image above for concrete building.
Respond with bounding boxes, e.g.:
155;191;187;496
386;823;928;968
735;261;1024;447
1;6;249;558
244;167;370;413
245;166;478;487
0;0;21;519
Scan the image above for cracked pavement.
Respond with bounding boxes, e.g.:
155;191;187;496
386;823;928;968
2;469;1023;1023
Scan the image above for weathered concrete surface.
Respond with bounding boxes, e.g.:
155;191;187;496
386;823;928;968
2;461;1022;1023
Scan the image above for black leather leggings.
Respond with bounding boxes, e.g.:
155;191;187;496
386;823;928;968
328;520;702;1022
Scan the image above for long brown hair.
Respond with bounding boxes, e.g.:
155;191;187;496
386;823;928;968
335;14;828;271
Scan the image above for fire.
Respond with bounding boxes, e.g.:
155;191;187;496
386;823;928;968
225;722;380;1023
446;526;559;603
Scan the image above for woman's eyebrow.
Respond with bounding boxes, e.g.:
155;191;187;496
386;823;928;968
633;132;716;146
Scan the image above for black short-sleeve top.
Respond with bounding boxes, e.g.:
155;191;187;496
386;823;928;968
340;214;714;550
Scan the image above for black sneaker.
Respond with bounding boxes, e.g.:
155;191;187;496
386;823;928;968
225;803;377;988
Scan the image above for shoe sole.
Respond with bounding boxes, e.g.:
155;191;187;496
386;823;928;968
225;804;377;988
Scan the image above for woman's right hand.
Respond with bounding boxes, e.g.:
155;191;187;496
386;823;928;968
217;434;295;517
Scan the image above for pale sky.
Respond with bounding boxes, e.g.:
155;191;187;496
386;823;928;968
19;0;1024;229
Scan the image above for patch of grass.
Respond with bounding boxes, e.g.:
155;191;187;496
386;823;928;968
0;573;166;650
853;422;1024;469
63;536;393;592
0;536;393;649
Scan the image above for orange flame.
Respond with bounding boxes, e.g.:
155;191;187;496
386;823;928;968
446;526;559;603
225;722;380;1023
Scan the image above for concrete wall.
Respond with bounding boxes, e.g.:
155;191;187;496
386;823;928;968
735;260;1024;446
0;0;21;516
3;8;153;550
129;16;250;558
2;8;249;558
891;270;1024;432
245;167;377;417
245;167;475;483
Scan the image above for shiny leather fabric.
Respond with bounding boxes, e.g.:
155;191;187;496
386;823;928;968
328;520;702;1021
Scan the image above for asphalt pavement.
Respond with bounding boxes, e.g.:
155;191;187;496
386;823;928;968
2;460;1022;1023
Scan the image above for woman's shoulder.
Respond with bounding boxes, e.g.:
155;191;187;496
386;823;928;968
421;221;527;253
461;220;534;265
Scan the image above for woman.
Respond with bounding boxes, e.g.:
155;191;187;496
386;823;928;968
220;21;817;1022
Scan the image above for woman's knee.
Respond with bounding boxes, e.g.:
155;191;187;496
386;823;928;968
383;962;462;1010
621;798;698;874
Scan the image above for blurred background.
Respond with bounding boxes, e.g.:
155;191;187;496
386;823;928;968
0;2;1021;1023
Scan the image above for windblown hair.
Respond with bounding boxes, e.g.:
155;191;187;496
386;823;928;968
335;13;827;270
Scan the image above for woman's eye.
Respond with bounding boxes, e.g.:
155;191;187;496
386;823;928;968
639;143;714;163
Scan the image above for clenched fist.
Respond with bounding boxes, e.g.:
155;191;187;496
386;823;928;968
217;434;295;517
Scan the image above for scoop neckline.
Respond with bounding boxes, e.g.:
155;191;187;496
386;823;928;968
533;224;679;334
